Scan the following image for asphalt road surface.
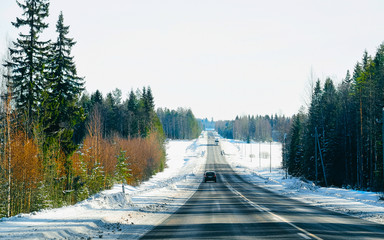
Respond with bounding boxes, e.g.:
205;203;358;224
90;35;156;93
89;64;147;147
141;134;384;239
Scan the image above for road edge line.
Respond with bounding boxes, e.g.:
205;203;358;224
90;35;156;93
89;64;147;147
222;176;323;240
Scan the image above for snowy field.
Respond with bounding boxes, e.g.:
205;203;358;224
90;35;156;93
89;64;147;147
220;137;384;225
1;131;384;239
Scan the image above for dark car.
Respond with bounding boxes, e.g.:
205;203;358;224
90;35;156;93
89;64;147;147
204;171;217;182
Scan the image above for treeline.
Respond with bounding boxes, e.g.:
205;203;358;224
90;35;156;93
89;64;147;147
0;0;165;218
215;115;291;142
286;43;384;191
157;108;202;139
79;87;163;140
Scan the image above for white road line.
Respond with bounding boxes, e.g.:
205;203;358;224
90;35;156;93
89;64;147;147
222;176;322;240
298;233;312;239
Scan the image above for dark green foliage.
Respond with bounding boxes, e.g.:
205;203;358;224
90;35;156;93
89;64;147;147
37;11;85;194
287;112;306;177
286;43;384;191
125;90;139;137
115;150;131;184
78;87;164;140
49;12;84;102
104;91;120;136
43;12;85;154
6;0;51;128
157;107;202;139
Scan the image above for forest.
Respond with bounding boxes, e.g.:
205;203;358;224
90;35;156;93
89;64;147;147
285;44;384;191
215;115;291;143
0;0;199;218
157;107;202;139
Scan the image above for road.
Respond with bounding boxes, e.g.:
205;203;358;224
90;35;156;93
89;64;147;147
141;135;384;239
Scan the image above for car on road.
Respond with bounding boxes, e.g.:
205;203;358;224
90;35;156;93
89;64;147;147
204;171;217;182
214;138;219;146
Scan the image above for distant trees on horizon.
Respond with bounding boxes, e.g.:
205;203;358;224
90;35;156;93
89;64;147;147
215;115;291;143
157;107;202;140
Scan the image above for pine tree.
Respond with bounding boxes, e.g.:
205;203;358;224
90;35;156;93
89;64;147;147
6;0;50;129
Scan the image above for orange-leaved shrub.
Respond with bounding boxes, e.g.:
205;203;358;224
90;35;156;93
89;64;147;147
6;129;41;216
71;130;165;194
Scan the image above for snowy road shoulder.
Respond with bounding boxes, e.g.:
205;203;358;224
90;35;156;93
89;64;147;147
0;133;208;240
220;137;384;225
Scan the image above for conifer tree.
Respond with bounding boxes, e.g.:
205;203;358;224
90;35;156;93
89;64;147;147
41;11;84;155
127;90;138;137
287;111;306;177
104;92;118;136
39;11;84;192
49;12;84;103
6;0;50;129
91;90;103;107
143;86;155;134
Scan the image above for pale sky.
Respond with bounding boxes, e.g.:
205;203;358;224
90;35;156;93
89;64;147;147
1;0;384;120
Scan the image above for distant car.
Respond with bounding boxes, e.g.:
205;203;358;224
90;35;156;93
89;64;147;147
204;171;217;183
215;139;219;146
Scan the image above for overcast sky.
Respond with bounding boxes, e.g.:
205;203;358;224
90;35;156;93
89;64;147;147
1;0;384;120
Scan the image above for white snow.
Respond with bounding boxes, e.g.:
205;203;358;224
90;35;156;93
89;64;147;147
220;137;384;225
0;132;207;240
1;131;384;239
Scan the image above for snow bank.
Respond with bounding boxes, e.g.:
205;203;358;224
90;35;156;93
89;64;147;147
0;132;208;240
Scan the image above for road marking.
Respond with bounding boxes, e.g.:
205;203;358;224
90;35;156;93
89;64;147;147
222;177;322;240
298;233;312;239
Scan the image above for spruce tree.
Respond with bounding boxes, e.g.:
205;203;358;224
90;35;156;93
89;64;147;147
41;11;84;155
49;12;84;104
287;111;305;177
143;86;155;132
7;0;50;128
127;90;138;137
39;11;84;191
91;90;103;106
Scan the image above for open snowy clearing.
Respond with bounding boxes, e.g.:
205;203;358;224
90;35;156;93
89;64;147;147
1;131;384;239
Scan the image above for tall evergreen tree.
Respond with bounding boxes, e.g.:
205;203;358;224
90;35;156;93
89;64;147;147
49;12;84;103
41;11;84;155
338;70;356;186
103;92;118;136
303;79;322;180
6;0;50;129
287;111;306;177
91;90;103;107
38;11;85;192
127;90;138;137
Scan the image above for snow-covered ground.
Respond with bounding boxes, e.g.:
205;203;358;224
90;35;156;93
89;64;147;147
220;137;384;225
0;132;208;240
2;132;384;239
